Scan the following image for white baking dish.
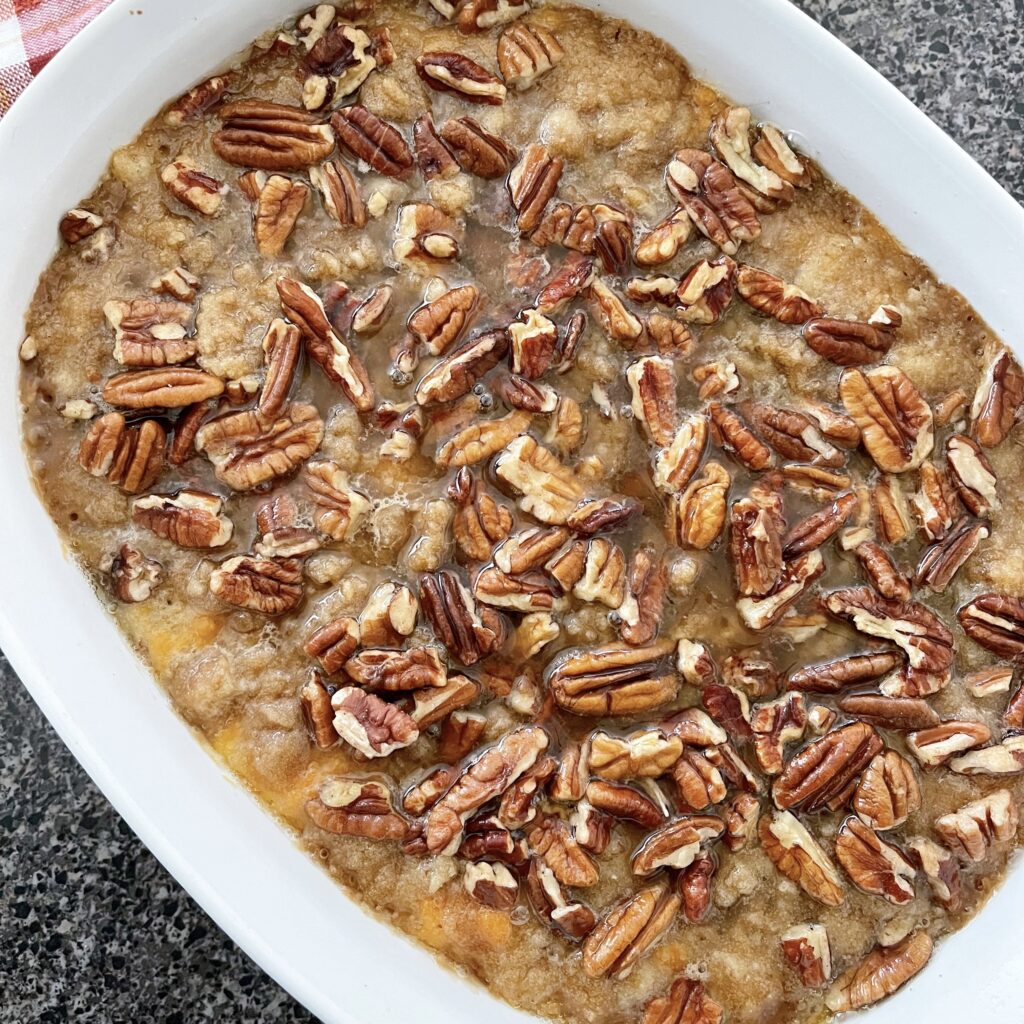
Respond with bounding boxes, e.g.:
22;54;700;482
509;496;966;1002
1;1;1022;1021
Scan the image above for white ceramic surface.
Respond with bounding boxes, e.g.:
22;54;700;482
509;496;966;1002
1;2;1022;1022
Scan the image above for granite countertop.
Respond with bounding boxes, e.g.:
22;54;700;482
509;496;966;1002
2;2;1022;1021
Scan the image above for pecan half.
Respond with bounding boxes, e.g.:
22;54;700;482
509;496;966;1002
708;402;773;472
103;367;224;409
855;541;911;601
803;317;893;366
837;694;940;732
258;319;302;418
494;526;568;575
195;402;323;491
537;253;596;315
330;688;420;758
305;616;360;675
628;356;677;447
825;932;932;1013
547;640;677;717
131;490;233;548
450;469;513;562
278;277;374;411
528;816;599;887
586;779;666;829
497;21;565;90
946;433;999;515
408;673;481;729
672;750;728;811
330;104;413;178
959;593;1024;659
345;646;447;692
413;113;459;180
632;816;725;876
915;518;988;593
654;415;709;494
735;549;824;631
463;861;518;910
909;460;958;542
950;735;1024;775
744;403;843;467
643;977;723;1024
164;73;231;125
589;278;643;345
582;880;681;980
458;0;528;32
526;860;596;940
634;209;693;267
209;554;303;614
106;544;162;603
214;100;334;170
247;173;308;255
935;789;1018;862
729;479;785;597
835;816;916;904
789;652;902;695
493;435;583;525
420;570;506;666
415;328;509;406
477;564;565;612
676;257;737;324
436;410;532;469
736;265;821;324
161;159;223;215
415;50;507;104
970;350;1024;447
589;728;682;781
668;461;730;549
104;299;195;368
710;106;794;202
752;692;808;776
508;144;563;233
79;413;166;494
305;460;371;540
620;547;667;646
906;720;991;766
782;491;857;558
773;722;883;812
509;308;558;378
839;366;934;473
781;924;832;989
905;836;962;911
439;117;516;178
358;583;418;647
308;159;366;226
307;777;411;840
823;587;954;696
425;726;548;854
758;810;845;907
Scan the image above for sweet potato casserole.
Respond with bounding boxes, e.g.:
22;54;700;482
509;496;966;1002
18;2;1024;1021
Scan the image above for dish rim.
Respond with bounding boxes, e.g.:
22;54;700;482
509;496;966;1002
1;1;1023;1022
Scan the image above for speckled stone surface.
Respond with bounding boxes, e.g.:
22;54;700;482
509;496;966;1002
1;2;1021;1021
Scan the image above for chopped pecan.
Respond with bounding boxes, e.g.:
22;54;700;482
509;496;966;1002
161;158;223;215
735;549;825;631
783;491;857;558
358;582;418;647
307;776;410;840
420;569;506;665
906;720;991;766
959;593;1024;659
195;402;323;491
103;298;195;368
620;547;667;646
1006;683;1024;728
586;779;666;829
751;692;808;776
935;788;1017;862
305;616;360;675
528;816;599;887
946;433;999;515
103;367;224;409
463;861;519;910
835;816;916;904
329;104;413;178
299;673;337;749
708;402;773;472
710;106;794;203
415;50;507;104
79;413;166;494
750;122;811;186
476;564;565;612
247;173;308;255
837;693;940;732
493;435;583;524
304;460;371;540
915;518;988;592
459;0;528;32
500;374;559;414
647;315;695;356
823;587;954;696
278;277;374;411
331;687;420;758
668;461;730;549
214;100;334;170
408;673;481;729
723;793;761;851
60;207;103;245
394;202;461;264
589;728;682;781
654;415;709;493
150;266;200;302
701;684;752;740
415;328;508;406
131;489;233;548
308;159;366;226
497;21;564;90
302;23;376;110
723;653;781;697
905;836;962;911
632;816;724;876
676;257;737;324
855;541;911;601
439;117;516;178
803;316;893;366
825;932;932;1013
436;410;532;469
409;285;479;359
537;253;596;315
736;265;821;323
413;113;459;181
508;143;563;233
582;880;681;980
627;356;677;447
758;810;845;907
666;148;760;254
550;742;589;803
970;350;1024;447
950;735;1024;775
439;710;487;764
589;278;643;345
869;475;912;545
634;208;693;267
526;860;596;940
568;537;625;608
909;460;958;542
493;526;568;575
164;73;231;125
425;725;548;854
839;366;934;473
567;496;641;536
781;924;832;989
643;977;723;1024
258;319;302;418
627;276;680;306
744;403;843;467
351;284;393;338
773;722;882;812
672;750;728;811
403;766;459;816
547;640;677;717
498;756;556;829
106;544;162;603
345;646;447;693
450;469;513;562
965;664;1015;697
509;308;558;378
729;478;785;597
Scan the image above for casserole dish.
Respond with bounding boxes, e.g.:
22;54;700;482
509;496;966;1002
0;2;1019;1024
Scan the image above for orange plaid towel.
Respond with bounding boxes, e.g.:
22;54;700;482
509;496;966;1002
0;0;112;116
